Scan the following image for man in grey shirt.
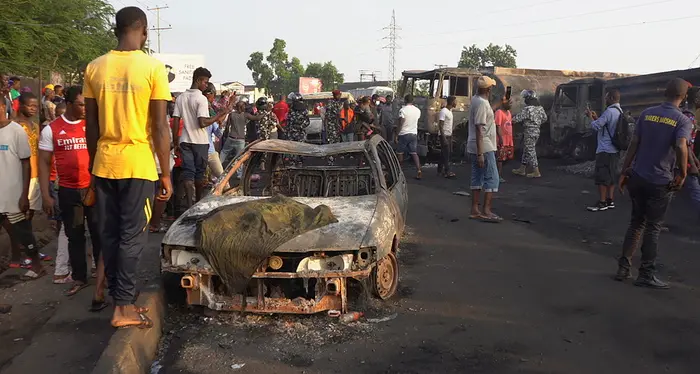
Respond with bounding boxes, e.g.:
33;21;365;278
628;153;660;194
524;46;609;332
220;101;261;167
379;94;395;143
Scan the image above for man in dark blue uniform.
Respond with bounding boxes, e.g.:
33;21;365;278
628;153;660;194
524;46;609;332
616;78;693;289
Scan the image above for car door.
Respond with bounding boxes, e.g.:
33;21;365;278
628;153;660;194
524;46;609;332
376;140;407;220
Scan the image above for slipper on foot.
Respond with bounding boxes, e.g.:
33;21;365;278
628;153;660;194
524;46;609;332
113;312;153;329
90;300;111;312
479;214;503;223
64;282;89;297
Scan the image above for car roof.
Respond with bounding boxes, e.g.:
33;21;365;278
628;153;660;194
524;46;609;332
249;138;382;156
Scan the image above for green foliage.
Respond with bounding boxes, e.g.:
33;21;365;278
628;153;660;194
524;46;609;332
413;81;431;97
304;61;344;91
0;0;116;82
458;43;517;69
247;39;344;97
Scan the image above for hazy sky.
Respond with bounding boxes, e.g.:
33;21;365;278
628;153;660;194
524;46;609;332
110;0;700;85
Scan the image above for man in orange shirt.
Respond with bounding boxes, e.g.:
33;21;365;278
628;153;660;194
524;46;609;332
340;101;355;142
84;7;172;329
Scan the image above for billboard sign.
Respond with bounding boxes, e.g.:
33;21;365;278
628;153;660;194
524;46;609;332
153;53;206;93
299;77;323;94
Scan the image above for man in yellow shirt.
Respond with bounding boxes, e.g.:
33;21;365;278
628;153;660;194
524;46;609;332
84;6;172;329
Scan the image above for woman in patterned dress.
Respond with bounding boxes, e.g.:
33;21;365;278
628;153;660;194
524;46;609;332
512;90;547;178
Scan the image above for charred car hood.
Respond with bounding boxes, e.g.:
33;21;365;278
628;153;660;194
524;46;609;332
162;195;378;252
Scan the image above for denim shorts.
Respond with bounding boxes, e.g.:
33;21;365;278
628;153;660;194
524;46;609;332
179;142;209;182
470;151;500;192
398;134;418;154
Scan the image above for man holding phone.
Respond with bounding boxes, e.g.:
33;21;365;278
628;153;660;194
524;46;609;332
585;89;622;212
615;78;693;289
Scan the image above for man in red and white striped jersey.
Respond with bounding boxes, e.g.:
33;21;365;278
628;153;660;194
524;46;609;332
38;86;108;310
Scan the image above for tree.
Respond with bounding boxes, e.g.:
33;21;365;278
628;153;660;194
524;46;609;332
458;43;517;69
304;62;344;91
413;81;431;97
0;0;115;81
247;39;344;97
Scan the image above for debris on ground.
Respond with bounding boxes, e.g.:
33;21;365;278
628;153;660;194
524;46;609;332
340;312;364;323
150;361;163;374
366;313;398;323
556;161;595;177
231;363;246;370
453;191;471;197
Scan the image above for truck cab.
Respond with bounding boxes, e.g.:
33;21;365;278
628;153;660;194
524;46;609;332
398;69;479;160
549;78;605;160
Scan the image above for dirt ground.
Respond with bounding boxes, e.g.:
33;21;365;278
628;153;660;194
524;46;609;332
155;160;700;374
0;213;57;369
0;212;163;374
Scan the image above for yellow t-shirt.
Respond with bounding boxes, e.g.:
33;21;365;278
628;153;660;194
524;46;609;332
83;50;171;181
18;120;39;179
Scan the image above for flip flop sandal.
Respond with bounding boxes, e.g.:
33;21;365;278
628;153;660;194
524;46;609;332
90;300;111;312
135;306;149;314
64;282;89;297
469;214;484;220
20;268;47;281
479;214;504;223
415;171;423;180
40;253;53;261
444;173;457;179
113;312;153;329
53;274;73;284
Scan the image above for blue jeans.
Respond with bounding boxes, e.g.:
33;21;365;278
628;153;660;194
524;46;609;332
687;175;700;214
220;139;246;167
341;133;355;143
470;151;499;193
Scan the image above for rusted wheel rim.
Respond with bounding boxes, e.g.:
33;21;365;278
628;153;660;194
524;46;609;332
375;252;398;299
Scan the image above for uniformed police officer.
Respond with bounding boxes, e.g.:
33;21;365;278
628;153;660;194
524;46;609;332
616;78;693;289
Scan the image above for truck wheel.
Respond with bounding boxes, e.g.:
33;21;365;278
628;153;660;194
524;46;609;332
570;136;594;161
371;252;399;300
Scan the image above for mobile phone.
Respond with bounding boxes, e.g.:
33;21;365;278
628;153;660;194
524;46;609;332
505;86;512;100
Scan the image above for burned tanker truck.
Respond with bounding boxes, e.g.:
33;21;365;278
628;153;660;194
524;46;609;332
397;67;629;161
396;67;700;161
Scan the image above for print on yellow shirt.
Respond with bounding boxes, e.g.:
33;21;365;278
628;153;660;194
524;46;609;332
18;120;39;179
83;50;171;181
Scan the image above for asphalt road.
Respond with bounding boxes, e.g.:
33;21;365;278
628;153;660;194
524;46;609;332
155;160;700;374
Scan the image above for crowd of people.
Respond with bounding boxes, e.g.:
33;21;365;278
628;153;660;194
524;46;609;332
464;75;699;289
1;5;700;325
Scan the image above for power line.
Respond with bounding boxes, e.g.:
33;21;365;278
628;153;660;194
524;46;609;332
136;0;173;29
413;0;674;39
411;14;700;49
690;52;700;68
382;10;401;91
147;5;172;53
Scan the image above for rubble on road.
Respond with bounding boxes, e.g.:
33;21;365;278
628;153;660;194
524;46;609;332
556;161;595;177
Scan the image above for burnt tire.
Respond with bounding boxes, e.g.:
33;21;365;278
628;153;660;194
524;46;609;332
371;252;399;300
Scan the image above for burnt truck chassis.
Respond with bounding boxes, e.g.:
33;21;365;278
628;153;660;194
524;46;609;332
162;246;382;314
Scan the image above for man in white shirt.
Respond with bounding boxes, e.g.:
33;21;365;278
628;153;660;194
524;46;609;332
172;67;228;206
437;95;457;178
397;94;422;179
468;76;502;222
0;99;44;280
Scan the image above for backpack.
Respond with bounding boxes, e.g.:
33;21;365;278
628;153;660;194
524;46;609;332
606;106;634;151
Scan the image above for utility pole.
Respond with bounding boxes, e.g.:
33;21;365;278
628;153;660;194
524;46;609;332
382;10;401;91
147;5;172;53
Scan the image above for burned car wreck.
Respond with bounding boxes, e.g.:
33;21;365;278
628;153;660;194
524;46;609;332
161;137;407;314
